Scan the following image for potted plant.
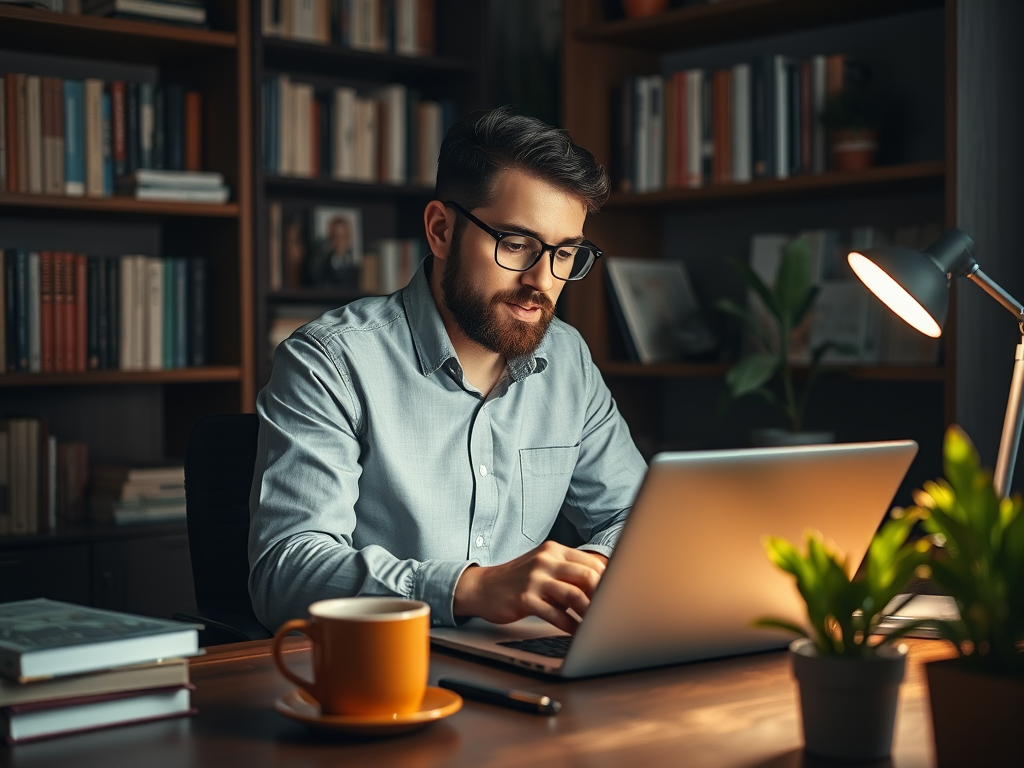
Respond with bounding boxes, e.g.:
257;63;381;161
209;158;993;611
819;82;882;172
755;512;930;760
716;236;854;445
907;426;1024;768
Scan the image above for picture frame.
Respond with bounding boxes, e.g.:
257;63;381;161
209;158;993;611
605;257;716;364
307;206;363;288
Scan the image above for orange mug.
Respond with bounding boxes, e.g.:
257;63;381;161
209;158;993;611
272;597;430;717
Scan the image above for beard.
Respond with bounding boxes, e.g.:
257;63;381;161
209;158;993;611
440;230;556;359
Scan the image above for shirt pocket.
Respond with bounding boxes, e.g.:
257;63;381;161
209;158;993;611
520;444;580;542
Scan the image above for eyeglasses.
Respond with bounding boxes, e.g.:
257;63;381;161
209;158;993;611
445;201;602;281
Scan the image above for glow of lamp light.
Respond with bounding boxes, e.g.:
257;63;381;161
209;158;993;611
847;251;943;338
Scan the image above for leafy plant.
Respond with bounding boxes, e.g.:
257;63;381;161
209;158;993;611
755;512;930;657
716;236;855;433
819;83;882;134
909;426;1024;676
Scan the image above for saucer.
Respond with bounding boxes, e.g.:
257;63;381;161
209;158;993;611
275;686;462;736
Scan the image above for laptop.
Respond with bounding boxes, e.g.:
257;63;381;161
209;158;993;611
430;440;918;678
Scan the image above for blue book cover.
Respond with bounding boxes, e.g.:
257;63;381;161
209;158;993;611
101;92;113;196
174;258;188;369
63;81;85;196
162;258;175;370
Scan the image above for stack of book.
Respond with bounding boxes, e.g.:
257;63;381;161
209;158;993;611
89;463;186;524
82;0;208;28
0;599;200;745
116;169;229;203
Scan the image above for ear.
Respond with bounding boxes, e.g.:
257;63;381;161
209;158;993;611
424;200;455;262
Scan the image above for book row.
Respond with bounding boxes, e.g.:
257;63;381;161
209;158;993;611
1;251;208;374
0;418;88;536
261;0;435;56
23;0;208;27
0;599;198;744
1;73;204;199
262;77;455;186
614;53;865;194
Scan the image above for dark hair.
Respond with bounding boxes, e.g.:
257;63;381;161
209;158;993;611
435;106;610;214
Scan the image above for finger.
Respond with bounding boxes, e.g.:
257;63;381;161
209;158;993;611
525;594;582;635
560;547;608;574
545;560;603;597
539;578;592;620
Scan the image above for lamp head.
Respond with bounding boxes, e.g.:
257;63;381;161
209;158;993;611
847;228;976;338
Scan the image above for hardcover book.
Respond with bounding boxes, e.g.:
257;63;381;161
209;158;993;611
0;599;201;682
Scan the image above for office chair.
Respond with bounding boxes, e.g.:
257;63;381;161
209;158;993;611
174;413;272;646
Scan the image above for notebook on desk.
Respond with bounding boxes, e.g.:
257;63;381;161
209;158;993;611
430;440;919;678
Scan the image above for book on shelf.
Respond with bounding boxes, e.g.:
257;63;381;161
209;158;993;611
0;658;188;708
0;599;201;682
81;0;208;27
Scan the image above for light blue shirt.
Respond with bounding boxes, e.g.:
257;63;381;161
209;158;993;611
248;258;647;630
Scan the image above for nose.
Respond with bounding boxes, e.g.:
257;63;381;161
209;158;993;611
521;249;556;293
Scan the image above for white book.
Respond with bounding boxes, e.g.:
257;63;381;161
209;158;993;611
332;87;357;180
349;0;375;51
132;186;229;203
132;254;147;370
84;0;206;23
394;0;417;55
25;76;43;195
27;253;40;372
292;82;314;178
119;169;225;189
83;78;104;197
119;255;134;371
811;55;827;174
648;75;664;192
292;0;315;40
686;69;702;189
731;63;752;183
277;75;294;176
354;97;379;182
146;257;163;370
774;55;789;180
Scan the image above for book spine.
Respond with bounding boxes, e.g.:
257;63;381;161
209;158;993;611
119;254;132;370
4;75;18;192
39;252;54;372
126;81;139;174
51;77;66;195
52;251;65;372
63;80;85;196
42;77;62;196
132;254;146;369
87;256;100;370
732;63;751;183
0;424;8;536
812;55;827;174
184;90;201;171
105;256;119;369
62;253;76;374
139;82;154;169
162;257;175;369
189;257;206;366
76;253;87;372
27;252;40;372
3;251;14;372
800;59;812;176
0;251;7;372
25;75;43;194
174;258;187;368
0;76;7;193
102;91;113;196
14;250;29;371
16;74;27;193
153;85;165;170
146;256;163;370
788;60;800;176
164;84;184;172
95;255;108;369
84;79;104;197
111;80;127;178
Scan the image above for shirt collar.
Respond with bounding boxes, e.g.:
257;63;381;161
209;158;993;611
402;256;550;382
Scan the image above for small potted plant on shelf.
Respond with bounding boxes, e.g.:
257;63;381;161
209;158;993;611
756;511;930;761
907;425;1024;768
819;80;882;172
716;236;854;445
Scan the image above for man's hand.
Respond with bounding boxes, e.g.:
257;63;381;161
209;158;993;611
453;542;609;634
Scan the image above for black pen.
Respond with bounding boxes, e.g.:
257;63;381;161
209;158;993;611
438;677;561;715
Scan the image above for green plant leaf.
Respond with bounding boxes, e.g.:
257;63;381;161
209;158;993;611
775;237;813;323
792;285;821;329
725;355;778;398
752;617;809;638
715;297;773;352
728;257;781;319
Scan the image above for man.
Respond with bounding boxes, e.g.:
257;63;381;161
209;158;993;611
249;107;647;634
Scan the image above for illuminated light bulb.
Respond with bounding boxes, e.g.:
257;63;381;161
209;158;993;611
848;252;943;338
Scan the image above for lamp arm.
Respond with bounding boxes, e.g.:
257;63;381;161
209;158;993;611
966;267;1024;322
994;339;1024;499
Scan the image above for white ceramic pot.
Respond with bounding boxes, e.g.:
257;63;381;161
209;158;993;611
790;638;907;761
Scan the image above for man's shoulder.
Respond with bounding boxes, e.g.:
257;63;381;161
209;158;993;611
297;293;408;349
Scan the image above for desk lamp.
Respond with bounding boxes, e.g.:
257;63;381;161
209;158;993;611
847;227;1024;498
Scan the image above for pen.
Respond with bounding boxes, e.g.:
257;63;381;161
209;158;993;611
437;677;561;715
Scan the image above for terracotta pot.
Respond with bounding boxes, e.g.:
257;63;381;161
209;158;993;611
830;129;878;171
621;0;670;19
791;638;907;761
926;658;1024;768
751;428;834;447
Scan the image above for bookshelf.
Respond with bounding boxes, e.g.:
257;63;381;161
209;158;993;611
0;1;253;617
560;0;954;495
250;0;485;390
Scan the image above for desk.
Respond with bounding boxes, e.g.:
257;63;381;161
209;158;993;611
4;638;954;768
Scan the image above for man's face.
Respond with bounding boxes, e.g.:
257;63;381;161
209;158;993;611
440;170;587;359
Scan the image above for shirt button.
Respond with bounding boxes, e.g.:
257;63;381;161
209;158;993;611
475;535;484;548
479;465;487;477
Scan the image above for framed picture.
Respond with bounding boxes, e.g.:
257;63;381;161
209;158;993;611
605;257;716;364
307;206;363;288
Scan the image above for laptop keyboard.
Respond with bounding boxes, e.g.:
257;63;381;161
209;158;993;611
497;635;572;658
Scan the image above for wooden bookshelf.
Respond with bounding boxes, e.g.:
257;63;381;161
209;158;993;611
0;366;242;387
0;192;240;217
560;0;954;478
251;0;485;390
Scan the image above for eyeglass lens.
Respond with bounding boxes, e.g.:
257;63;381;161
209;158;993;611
496;236;595;280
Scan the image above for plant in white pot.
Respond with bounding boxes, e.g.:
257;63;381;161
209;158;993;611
717;236;855;446
756;512;930;761
907;425;1024;768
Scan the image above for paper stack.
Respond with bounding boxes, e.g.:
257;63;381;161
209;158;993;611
0;599;200;744
115;170;229;204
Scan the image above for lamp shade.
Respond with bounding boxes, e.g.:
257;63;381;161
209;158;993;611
847;228;977;339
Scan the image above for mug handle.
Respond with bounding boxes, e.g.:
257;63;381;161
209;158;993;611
272;619;318;696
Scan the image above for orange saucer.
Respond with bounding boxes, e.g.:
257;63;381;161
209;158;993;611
275;686;462;736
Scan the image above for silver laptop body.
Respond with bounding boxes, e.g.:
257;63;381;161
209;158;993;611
430;440;918;678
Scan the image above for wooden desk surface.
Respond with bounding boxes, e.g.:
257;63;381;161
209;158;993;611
3;638;955;768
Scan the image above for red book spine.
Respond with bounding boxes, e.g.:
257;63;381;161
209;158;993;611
52;252;65;372
111;81;126;177
39;251;54;372
76;253;87;371
184;90;202;171
61;252;75;373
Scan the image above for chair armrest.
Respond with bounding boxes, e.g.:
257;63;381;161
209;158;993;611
173;609;273;645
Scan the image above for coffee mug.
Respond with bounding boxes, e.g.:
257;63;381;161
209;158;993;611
272;597;430;717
